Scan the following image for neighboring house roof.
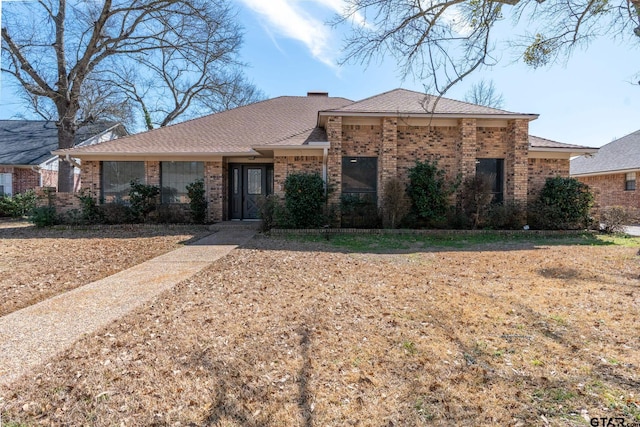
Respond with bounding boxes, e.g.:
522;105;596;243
321;88;538;119
0;120;125;166
571;129;640;176
529;135;598;155
59;95;353;157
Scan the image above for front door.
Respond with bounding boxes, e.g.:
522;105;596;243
230;164;272;220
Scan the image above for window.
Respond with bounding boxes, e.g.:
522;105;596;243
161;161;204;203
102;161;145;203
0;173;12;197
625;172;636;191
342;157;377;195
476;158;504;203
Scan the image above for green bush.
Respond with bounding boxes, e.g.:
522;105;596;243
156;204;191;223
531;177;594;230
77;190;104;224
406;160;458;227
0;190;37;217
186;179;207;224
282;172;327;228
30;206;57;227
128;180;160;222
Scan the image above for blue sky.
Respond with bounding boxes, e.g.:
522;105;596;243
1;0;638;148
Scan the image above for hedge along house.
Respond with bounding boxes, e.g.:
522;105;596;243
56;89;597;223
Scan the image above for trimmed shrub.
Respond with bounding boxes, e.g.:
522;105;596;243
77;190;104;224
157;204;191;223
128;180;160;222
30;206;57;227
381;177;410;229
0;190;37;217
407;160;458;227
283;172;327;228
340;193;380;228
530;177;594;230
99;203;133;224
488;201;527;230
186;179;207;224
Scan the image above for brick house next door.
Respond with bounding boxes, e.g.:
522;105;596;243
229;164;274;220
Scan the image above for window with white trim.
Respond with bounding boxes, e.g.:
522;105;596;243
0;173;13;197
625;172;636;191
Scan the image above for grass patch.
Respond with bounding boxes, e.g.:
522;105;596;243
281;230;639;252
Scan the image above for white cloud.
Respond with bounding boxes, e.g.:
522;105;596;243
237;0;348;69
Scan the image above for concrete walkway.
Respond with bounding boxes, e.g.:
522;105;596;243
0;229;256;389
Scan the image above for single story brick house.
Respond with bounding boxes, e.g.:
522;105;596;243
56;89;596;223
0;120;127;196
571;129;639;215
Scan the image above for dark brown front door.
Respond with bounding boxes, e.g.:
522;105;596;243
230;164;272;220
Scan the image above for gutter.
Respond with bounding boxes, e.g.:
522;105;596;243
570;167;640;178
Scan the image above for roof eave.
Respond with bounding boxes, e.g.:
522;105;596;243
319;111;539;120
571;167;640;177
53;150;261;159
530;147;599;154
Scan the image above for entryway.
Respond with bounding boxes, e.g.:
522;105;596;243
229;164;273;220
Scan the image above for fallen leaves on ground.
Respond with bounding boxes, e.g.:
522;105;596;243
2;234;639;426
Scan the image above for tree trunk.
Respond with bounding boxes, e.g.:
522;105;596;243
57;119;76;193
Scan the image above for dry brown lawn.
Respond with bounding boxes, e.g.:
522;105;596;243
0;220;210;317
1;232;639;426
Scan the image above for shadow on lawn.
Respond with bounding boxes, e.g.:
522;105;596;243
0;220;211;242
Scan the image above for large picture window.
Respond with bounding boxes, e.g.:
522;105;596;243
476;158;504;203
161;161;204;203
102;161;145;203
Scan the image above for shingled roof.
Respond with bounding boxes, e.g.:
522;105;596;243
571;129;640;176
0;121;124;166
60;95;353;156
529;135;597;154
321;88;538;118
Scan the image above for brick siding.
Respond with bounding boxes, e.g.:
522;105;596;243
274;156;323;197
527;158;570;203
577;174;640;216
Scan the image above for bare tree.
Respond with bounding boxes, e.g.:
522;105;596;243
338;0;640;99
464;79;505;108
1;0;258;191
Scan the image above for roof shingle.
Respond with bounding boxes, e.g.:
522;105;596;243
571;129;640;175
0;121;123;165
322;88;536;117
64;96;352;156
